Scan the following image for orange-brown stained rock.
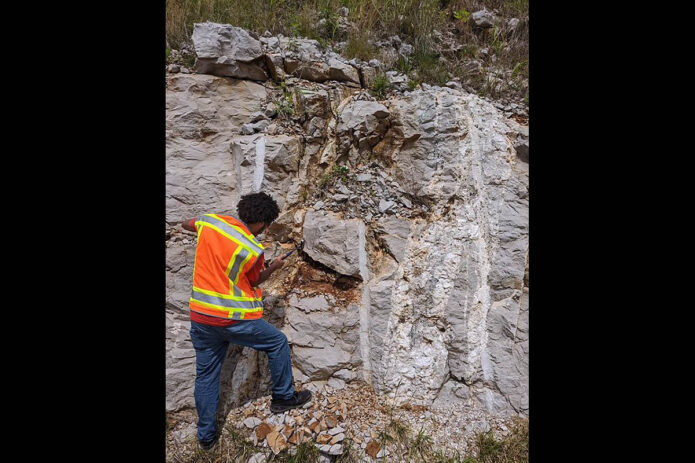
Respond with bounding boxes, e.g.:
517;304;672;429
282;425;294;438
308;419;321;433
366;440;381;459
317;432;333;444
255;422;274;440
288;429;304;445
325;414;338;428
266;430;288;454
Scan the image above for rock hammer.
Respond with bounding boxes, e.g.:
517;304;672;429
265;239;304;268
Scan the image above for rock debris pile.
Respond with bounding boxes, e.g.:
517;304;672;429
166;380;516;462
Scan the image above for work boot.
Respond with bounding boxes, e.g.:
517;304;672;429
198;431;220;451
270;389;312;413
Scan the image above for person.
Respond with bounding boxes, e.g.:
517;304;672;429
182;192;312;451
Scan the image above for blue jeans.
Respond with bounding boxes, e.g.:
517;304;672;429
189;319;295;442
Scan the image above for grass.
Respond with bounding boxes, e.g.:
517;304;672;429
165;0;528;101
410;40;451;86
335;438;360;463
282;441;320;462
319;164;352;188
166;426;259;463
343;31;376;61
409;426;434;461
166;409;527;463
370;71;391;99
473;417;528;463
272;80;297;119
362;415;528;463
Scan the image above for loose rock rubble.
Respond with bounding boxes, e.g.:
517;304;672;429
166;380;523;462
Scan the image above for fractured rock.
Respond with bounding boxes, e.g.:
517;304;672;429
192;22;267;80
333;369;357;382
285;302;362;380
366;440;380;458
248;452;267;463
471;9;496;29
302;210;363;277
266;430;288;454
328;444;343;455
328;426;345;435
255;422;274;440
327;377;346;390
243;417;262;428
337;100;390;142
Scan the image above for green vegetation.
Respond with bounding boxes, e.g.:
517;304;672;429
319;164;352;188
454;8;471;22
511;60;528;78
409;426;434;461
166;415;528;463
283;441;320;462
370;71;391;99
183;52;196;68
273;80;296;119
335;438;360;463
472;417;528;463
411;41;451;86
395;54;413;75
343;31;376;61
165;0;528;103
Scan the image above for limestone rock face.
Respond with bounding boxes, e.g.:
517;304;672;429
471;9;496;29
302;210;363;278
372;87;529;416
166;27;528;420
192;22;267;80
284;295;362;379
165;73;267;225
192;25;361;85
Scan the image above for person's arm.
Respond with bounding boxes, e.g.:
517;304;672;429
182;218;197;232
252;258;285;287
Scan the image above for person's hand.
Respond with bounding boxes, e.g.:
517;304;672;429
268;258;285;272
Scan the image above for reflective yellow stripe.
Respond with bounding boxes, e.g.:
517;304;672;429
189;298;263;315
195;218;263;257
234;251;255;285
195;221;247;252
208;214;264;250
192;219;203;277
193;286;260;302
226;246;243;294
210;214;262;247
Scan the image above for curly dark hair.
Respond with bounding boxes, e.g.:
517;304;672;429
237;192;280;224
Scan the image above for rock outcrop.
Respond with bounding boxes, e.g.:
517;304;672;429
166;23;529;424
192;23;268;80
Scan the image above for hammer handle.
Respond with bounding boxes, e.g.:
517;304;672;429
265;248;298;268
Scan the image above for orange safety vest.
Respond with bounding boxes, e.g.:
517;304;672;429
189;214;265;320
